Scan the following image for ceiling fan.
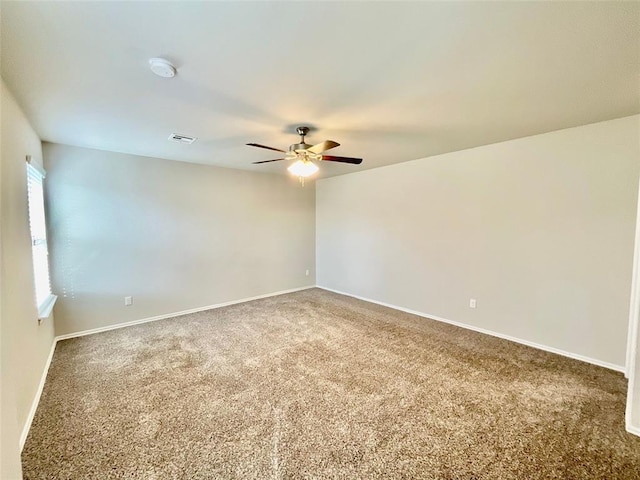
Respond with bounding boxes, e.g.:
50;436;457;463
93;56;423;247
247;126;363;183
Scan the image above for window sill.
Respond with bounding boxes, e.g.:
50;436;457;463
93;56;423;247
38;294;58;321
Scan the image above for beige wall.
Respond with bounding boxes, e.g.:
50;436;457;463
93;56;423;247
1;79;56;478
317;116;640;369
44;143;316;336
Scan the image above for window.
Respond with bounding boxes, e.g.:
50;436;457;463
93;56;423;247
26;159;56;319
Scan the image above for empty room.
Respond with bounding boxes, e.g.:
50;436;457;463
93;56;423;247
2;1;640;478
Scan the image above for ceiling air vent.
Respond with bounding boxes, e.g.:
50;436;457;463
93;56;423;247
168;133;197;144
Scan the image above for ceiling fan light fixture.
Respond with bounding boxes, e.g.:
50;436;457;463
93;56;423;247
287;159;318;178
247;126;363;185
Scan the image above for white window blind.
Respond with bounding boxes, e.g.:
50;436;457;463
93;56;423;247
27;162;52;309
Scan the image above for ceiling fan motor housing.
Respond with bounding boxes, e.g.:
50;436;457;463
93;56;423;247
290;126;312;152
289;142;312;153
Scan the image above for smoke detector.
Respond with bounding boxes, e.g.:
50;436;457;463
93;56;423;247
149;58;176;78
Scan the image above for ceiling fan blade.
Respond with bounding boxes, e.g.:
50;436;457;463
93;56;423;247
246;143;286;153
321;155;363;165
252;158;285;164
307;140;340;154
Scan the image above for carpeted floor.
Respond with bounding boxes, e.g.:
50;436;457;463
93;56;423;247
22;288;640;479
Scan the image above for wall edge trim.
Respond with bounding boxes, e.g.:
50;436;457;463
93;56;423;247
20;338;57;451
317;285;626;373
626;422;640;438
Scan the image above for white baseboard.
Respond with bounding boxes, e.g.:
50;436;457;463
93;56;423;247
318;286;626;374
626;423;640;437
55;286;316;342
21;284;627;451
20;338;57;451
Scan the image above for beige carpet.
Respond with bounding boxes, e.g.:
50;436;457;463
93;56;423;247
22;288;640;479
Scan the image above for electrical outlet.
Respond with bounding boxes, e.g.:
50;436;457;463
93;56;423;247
125;296;133;306
305;269;310;276
469;298;477;309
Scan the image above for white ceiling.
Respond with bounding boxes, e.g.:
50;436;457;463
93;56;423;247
2;1;639;178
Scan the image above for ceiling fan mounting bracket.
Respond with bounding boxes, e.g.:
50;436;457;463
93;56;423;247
296;126;310;138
